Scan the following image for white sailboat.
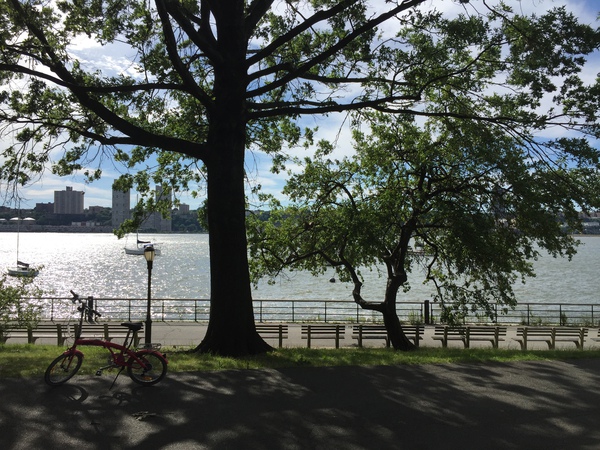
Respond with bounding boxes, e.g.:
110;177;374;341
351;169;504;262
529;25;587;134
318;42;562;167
124;232;161;256
8;217;39;277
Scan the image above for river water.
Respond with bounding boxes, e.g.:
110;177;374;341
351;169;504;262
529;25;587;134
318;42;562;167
0;232;598;305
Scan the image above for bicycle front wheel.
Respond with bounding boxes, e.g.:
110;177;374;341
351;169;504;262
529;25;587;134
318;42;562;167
45;352;83;386
127;351;167;385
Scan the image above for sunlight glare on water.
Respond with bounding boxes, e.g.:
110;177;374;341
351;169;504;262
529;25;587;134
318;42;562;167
0;232;598;304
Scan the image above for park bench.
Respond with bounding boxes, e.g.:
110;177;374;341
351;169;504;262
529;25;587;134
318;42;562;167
256;324;289;348
588;329;600;347
75;322;143;347
432;326;467;348
433;325;507;348
513;327;554;350
514;326;588;350
0;322;70;345
351;324;424;348
465;326;507;349
552;327;587;349
301;324;345;348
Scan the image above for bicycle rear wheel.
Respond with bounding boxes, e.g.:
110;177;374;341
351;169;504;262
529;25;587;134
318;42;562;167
45;352;83;386
127;351;167;385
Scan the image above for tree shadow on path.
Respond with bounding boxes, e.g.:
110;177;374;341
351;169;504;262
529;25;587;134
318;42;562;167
2;359;600;449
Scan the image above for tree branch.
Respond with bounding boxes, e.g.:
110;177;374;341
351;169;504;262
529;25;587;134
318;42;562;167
155;0;215;108
247;0;426;96
6;0;208;160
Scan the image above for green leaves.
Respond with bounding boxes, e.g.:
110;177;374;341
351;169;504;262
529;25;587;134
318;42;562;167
0;273;44;338
249;3;600;325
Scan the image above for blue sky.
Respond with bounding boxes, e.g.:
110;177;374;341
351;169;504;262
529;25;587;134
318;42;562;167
5;0;599;211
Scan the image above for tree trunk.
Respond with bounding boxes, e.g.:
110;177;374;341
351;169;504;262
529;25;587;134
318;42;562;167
383;275;416;351
194;2;270;356
384;308;417;351
194;151;271;355
352;273;416;351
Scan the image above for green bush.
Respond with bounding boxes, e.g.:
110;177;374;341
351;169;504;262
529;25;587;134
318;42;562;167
0;273;43;340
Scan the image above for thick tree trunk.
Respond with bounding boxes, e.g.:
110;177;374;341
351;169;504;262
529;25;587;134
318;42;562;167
353;273;416;351
194;2;270;356
194;152;271;355
382;275;416;351
383;308;417;351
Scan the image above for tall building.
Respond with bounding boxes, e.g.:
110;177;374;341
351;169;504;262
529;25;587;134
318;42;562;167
147;185;172;232
112;188;131;228
54;186;84;214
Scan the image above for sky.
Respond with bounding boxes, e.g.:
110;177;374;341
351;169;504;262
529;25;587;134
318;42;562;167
3;0;599;211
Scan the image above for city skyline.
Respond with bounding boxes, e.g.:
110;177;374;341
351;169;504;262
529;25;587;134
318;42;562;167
12;180;198;212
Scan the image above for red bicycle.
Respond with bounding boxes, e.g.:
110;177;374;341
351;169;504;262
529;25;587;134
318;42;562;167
44;291;168;386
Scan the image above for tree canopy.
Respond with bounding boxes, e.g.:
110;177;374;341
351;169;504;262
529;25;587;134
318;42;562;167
247;5;600;349
1;1;599;354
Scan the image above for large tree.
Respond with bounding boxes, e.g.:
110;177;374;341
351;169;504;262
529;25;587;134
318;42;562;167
247;7;600;350
0;1;598;354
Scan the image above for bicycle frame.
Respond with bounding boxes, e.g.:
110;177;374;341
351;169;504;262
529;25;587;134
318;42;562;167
45;291;168;387
65;336;157;374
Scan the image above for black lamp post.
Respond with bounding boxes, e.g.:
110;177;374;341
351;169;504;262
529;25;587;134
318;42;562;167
144;245;155;346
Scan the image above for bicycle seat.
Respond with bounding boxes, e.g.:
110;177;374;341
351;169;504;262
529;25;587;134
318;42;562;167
121;322;143;331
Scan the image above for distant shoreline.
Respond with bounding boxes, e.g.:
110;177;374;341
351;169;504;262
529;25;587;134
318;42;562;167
0;225;113;233
0;224;597;236
0;225;206;234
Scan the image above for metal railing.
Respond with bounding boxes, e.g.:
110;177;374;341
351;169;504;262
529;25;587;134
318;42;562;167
28;296;600;327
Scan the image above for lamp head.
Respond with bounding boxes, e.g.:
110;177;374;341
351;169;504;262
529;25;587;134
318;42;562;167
144;245;155;264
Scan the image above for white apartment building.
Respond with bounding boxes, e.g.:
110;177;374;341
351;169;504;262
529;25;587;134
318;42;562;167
112;188;131;228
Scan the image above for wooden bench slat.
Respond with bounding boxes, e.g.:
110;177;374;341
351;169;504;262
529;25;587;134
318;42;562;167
301;325;345;349
433;326;507;349
552;327;587;350
351;324;424;348
75;323;144;347
0;323;70;346
256;324;289;348
512;326;588;350
432;326;467;348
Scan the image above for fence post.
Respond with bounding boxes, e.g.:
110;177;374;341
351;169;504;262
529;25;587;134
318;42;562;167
559;304;563;326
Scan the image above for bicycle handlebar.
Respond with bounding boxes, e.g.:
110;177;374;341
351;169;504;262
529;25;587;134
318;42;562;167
70;290;101;318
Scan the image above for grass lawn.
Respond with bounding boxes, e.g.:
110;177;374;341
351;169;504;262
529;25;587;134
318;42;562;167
2;344;600;379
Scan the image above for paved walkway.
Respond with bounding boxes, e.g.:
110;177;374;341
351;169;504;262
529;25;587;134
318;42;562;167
2;359;600;449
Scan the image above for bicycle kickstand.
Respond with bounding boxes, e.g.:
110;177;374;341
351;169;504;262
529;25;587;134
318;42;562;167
109;367;125;390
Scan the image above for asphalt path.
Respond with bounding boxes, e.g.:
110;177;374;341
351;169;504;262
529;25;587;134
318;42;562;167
2;359;600;449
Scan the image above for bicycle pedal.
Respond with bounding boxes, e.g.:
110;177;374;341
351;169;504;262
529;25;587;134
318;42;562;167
95;370;103;376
